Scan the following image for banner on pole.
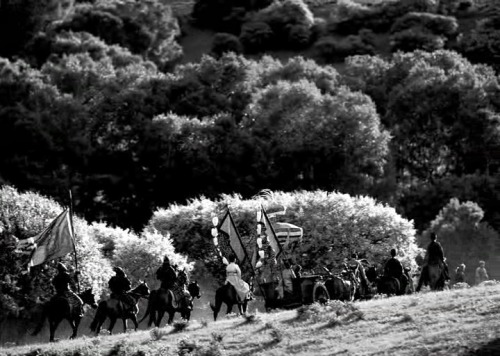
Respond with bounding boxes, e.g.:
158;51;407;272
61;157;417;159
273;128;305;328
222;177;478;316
29;209;75;268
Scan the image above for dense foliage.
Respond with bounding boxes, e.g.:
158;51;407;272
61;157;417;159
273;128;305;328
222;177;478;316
148;191;420;283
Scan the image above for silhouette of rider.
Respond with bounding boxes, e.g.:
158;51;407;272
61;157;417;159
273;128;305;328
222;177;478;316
416;232;450;292
52;262;84;317
108;267;134;310
384;248;407;294
156;256;177;290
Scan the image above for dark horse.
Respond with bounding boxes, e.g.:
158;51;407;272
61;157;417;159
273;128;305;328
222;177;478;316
32;288;98;342
90;281;150;335
427;263;446;291
210;283;249;321
140;280;201;327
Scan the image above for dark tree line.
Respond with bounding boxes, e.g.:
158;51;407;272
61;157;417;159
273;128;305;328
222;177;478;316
1;0;500;235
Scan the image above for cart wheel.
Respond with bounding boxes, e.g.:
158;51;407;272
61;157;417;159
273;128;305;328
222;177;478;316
312;283;330;304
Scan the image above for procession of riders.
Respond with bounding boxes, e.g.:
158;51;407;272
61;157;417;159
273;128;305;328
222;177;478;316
47;230;482;328
51;255;193;320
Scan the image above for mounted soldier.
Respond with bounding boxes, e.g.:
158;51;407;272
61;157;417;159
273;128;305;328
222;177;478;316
108;267;135;312
52;262;84;318
156;256;177;291
416;232;450;292
383;249;408;295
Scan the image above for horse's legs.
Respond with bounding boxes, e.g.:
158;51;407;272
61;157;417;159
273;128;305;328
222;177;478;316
122;318;128;333
69;317;81;339
148;309;156;327
49;319;61;342
108;317;117;334
157;310;166;327
167;310;176;325
130;315;139;331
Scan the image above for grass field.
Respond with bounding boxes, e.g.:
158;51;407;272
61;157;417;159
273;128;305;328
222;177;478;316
2;282;500;356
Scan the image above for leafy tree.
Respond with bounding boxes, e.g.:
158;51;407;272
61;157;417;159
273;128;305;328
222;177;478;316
421;198;500;282
457;15;500;71
252;0;314;47
243;80;390;193
344;50;500;182
240;22;274;53
211;33;243;58
389;12;458;52
399;174;500;232
54;0;182;70
90;222;193;288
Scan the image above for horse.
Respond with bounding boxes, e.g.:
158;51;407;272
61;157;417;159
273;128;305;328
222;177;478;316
140;280;201;327
376;276;401;296
32;288;98;342
90;281;150;335
427;263;446;291
210;283;249;321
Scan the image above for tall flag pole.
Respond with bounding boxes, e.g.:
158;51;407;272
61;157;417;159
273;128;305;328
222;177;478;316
68;190;80;293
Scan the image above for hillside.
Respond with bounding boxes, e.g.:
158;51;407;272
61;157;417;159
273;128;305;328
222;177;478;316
2;283;500;356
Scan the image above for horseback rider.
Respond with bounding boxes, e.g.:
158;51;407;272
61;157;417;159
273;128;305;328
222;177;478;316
347;253;370;295
52;262;84;317
416;232;450;292
383;248;408;294
225;255;253;303
156;256;177;291
173;269;193;310
108;267;134;311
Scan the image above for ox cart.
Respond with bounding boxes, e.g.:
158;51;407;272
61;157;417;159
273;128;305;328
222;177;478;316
259;274;330;310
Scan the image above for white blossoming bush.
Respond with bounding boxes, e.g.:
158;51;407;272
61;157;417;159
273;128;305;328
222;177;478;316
0;186;112;318
111;228;193;287
148;190;421;280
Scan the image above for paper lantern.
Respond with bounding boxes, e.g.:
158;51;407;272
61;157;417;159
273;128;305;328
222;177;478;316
256;261;263;269
258;250;265;259
256;210;262;222
211;227;218;237
212;237;218;246
212;216;219;226
256;224;261;235
256;237;262;249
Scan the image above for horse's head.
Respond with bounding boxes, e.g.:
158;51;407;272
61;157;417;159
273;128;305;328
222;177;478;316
132;280;150;298
187;281;201;299
80;288;98;309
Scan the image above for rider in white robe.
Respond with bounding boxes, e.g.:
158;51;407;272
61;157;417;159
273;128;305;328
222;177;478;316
225;256;250;301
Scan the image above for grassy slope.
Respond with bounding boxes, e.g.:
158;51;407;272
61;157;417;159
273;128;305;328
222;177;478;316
3;283;500;356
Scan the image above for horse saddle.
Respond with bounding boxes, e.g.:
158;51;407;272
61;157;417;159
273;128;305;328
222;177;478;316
161;288;191;309
111;293;135;312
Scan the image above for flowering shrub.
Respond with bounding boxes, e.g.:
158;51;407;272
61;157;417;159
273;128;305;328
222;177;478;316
148;190;420;281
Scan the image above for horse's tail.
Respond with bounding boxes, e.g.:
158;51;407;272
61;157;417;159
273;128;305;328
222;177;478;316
31;304;47;336
90;301;106;333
